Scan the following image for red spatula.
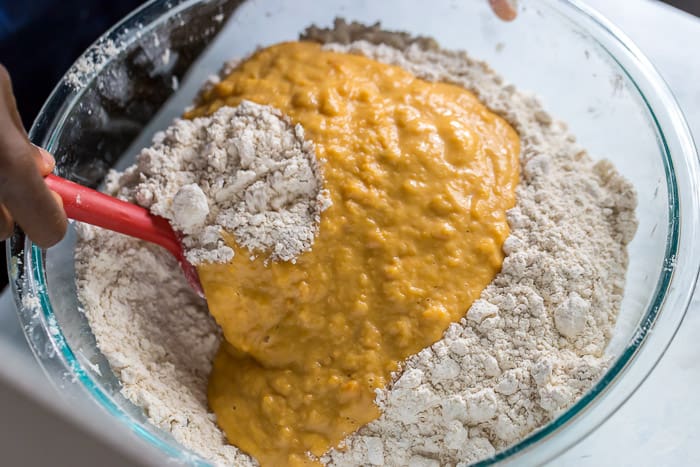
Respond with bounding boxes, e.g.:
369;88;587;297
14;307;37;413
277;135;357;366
45;174;205;298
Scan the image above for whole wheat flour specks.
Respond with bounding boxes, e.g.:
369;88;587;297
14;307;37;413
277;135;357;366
116;100;330;264
75;21;637;467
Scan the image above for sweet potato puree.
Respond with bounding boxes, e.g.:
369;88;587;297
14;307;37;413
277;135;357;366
188;42;520;466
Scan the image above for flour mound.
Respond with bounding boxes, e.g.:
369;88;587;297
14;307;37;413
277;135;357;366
75;21;637;467
74;223;249;466
116;100;330;264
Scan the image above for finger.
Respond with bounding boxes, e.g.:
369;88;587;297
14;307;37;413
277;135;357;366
0;64;26;136
489;0;518;21
0;68;56;179
1;67;57;177
0;204;12;240
33;145;56;176
0;67;67;247
0;143;67;248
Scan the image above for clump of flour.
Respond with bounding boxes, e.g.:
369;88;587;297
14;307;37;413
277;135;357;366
75;21;637;467
115;100;330;264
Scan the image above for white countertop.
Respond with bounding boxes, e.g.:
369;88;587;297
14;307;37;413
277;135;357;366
1;1;698;465
551;1;700;465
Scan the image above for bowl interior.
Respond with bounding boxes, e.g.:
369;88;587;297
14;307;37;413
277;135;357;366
9;0;697;465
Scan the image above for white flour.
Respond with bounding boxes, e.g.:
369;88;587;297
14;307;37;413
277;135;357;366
75;22;636;467
75;222;248;465
65;38;122;89
115;100;330;264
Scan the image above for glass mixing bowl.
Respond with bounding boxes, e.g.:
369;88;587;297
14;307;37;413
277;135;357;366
7;0;700;465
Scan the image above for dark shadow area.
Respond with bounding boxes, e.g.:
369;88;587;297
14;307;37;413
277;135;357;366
0;378;143;466
662;0;700;16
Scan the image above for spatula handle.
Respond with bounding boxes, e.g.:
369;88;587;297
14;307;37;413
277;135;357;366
45;174;181;257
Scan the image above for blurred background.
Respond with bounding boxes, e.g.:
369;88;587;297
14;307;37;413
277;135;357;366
0;0;698;290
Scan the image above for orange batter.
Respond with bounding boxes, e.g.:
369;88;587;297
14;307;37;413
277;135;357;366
188;42;520;466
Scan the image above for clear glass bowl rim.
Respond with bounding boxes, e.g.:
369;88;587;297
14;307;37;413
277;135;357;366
7;0;700;465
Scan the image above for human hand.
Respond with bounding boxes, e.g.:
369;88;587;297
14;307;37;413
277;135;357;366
0;64;67;248
489;0;518;21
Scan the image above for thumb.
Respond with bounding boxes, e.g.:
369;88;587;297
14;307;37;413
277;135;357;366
0;64;67;248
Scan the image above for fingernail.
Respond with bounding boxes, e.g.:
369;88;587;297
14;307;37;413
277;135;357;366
33;144;56;171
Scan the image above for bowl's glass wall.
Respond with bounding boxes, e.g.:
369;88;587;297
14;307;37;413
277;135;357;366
8;0;699;466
